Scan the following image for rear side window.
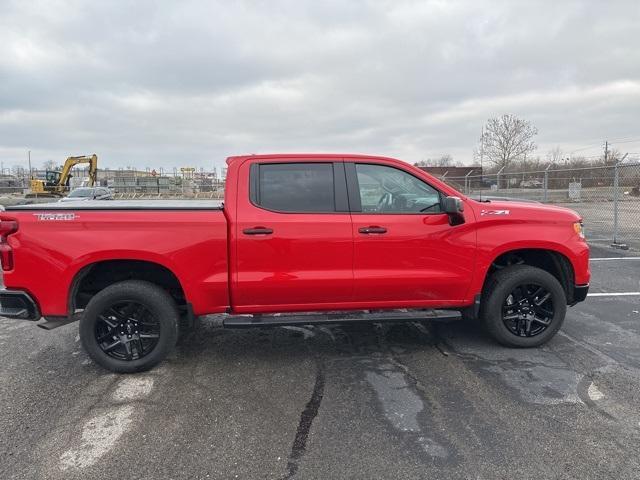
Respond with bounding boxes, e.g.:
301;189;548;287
253;163;335;212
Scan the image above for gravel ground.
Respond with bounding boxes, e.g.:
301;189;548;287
1;244;639;480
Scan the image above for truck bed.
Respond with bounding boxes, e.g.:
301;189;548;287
2;201;229;317
4;199;224;210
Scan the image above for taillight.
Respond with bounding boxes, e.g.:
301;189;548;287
0;219;18;271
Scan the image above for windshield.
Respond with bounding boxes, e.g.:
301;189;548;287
68;188;94;198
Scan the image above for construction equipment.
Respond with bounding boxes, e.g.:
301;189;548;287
28;155;98;198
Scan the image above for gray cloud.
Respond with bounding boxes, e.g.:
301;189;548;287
1;0;639;170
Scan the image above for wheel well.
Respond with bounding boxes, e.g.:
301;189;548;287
70;260;186;313
485;249;576;304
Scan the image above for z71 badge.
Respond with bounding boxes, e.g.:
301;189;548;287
33;213;79;221
480;209;510;216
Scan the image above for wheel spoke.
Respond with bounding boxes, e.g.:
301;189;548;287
103;339;122;352
107;307;131;322
513;287;523;302
127;303;145;322
97;330;117;343
528;287;543;300
137;320;158;327
534;292;551;306
503;313;520;322
123;340;133;360
98;314;119;329
139;333;160;339
525;319;533;335
532;315;551;326
533;305;553;318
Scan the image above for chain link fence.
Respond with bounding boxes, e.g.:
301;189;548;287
0;168;226;199
442;162;640;247
3;162;639;247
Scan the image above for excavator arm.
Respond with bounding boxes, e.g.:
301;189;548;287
57;155;98;190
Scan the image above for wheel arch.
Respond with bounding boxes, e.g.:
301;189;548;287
481;247;576;304
68;259;187;315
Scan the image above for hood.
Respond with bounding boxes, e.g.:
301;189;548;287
470;195;540;204
469;198;582;222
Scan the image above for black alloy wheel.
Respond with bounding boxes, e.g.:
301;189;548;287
480;264;567;348
80;280;179;373
95;301;161;361
501;283;554;337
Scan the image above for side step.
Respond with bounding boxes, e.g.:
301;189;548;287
222;309;461;328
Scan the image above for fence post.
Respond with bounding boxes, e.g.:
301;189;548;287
496;166;505;190
543;164;551;202
612;161;623;248
464;170;474;195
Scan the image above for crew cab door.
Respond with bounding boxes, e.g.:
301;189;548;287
346;161;475;307
233;159;353;312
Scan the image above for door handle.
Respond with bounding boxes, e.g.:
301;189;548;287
243;227;273;235
358;226;387;234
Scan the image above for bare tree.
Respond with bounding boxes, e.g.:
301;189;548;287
601;148;622;166
42;159;58;171
11;165;25;177
415;154;458;167
480;114;538;170
547;146;562;164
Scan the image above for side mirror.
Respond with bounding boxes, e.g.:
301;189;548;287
443;196;464;214
443;196;465;225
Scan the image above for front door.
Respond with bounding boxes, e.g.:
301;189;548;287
348;162;475;307
234;160;354;312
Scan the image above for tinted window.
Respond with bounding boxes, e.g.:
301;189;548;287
355;164;441;213
257;163;335;212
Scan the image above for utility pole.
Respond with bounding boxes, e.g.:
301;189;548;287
604;140;608;164
28;150;32;179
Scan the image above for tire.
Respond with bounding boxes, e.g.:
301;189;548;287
80;280;179;373
480;265;567;347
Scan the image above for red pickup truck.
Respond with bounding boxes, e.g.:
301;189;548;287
0;154;590;372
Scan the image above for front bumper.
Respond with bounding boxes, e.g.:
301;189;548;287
0;289;40;320
571;284;589;305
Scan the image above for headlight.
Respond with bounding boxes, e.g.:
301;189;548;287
573;221;585;239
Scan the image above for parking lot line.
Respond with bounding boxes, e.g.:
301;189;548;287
590;257;640;261
587;292;640;297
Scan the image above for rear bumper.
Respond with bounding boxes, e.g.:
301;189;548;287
0;289;40;320
571;284;589;305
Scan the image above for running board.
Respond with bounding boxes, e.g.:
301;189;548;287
222;309;461;328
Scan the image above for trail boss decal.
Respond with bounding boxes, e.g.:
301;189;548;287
33;213;79;221
480;209;510;216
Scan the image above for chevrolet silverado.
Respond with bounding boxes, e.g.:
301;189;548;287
0;154;590;372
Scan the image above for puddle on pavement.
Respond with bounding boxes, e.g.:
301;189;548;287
363;360;451;459
441;330;584;405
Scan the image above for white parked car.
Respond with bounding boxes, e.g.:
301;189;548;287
59;187;113;202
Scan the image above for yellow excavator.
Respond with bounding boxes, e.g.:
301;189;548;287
28;155;98;198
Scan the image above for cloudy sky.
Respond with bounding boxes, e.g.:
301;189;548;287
1;0;639;171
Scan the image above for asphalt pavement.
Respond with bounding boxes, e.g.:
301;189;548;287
1;244;639;480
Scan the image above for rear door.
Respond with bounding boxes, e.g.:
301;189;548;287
234;159;353;312
347;161;475;307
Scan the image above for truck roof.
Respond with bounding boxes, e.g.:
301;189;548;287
225;153;407;166
4;200;224;211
